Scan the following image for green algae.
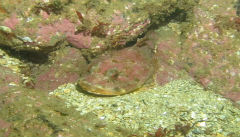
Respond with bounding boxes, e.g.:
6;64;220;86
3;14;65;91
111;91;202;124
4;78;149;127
31;0;70;15
135;0;198;26
0;32;23;49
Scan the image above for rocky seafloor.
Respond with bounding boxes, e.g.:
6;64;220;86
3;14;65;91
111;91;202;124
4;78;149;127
51;79;240;136
1;0;240;137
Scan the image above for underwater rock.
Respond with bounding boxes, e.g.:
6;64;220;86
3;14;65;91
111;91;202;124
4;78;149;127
178;5;240;95
0;0;198;57
34;47;87;91
78;47;154;96
0;14;66;52
223;92;240;103
0;87;136;137
0;65;21;94
0;0;151;55
154;32;183;85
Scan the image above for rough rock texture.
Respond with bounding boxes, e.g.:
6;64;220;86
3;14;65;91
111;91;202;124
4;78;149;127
175;0;240;100
151;29;185;86
0;0;197;56
33;47;87;91
0;88;138;137
142;0;240;103
1;0;198;94
0;65;21;94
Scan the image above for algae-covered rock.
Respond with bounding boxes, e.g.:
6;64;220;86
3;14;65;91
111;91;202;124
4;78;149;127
33;47;87;92
0;65;21;94
172;0;240;98
0;88;139;137
0;0;198;54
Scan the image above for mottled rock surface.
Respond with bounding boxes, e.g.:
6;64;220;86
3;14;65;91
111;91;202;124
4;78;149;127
0;0;197;56
0;65;21;94
0;88;137;137
33;47;87;91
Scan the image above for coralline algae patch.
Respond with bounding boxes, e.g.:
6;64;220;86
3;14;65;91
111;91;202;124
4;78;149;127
50;79;240;136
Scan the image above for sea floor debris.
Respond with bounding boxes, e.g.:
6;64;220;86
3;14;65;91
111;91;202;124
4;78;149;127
51;79;240;136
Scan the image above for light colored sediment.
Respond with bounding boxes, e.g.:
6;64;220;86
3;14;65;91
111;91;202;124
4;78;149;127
50;79;240;136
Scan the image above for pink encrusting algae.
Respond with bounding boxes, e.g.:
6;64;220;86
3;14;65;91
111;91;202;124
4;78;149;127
3;13;19;30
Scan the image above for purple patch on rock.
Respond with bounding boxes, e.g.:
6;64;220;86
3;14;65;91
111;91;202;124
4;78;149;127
154;38;182;86
3;13;19;30
36;19;92;48
66;33;92;49
34;47;87;91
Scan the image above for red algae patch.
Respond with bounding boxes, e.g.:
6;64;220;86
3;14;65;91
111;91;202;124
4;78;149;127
78;47;154;96
34;47;87;92
3;13;19;30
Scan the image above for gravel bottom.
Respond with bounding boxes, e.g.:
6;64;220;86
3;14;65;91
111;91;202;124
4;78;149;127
50;79;240;136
